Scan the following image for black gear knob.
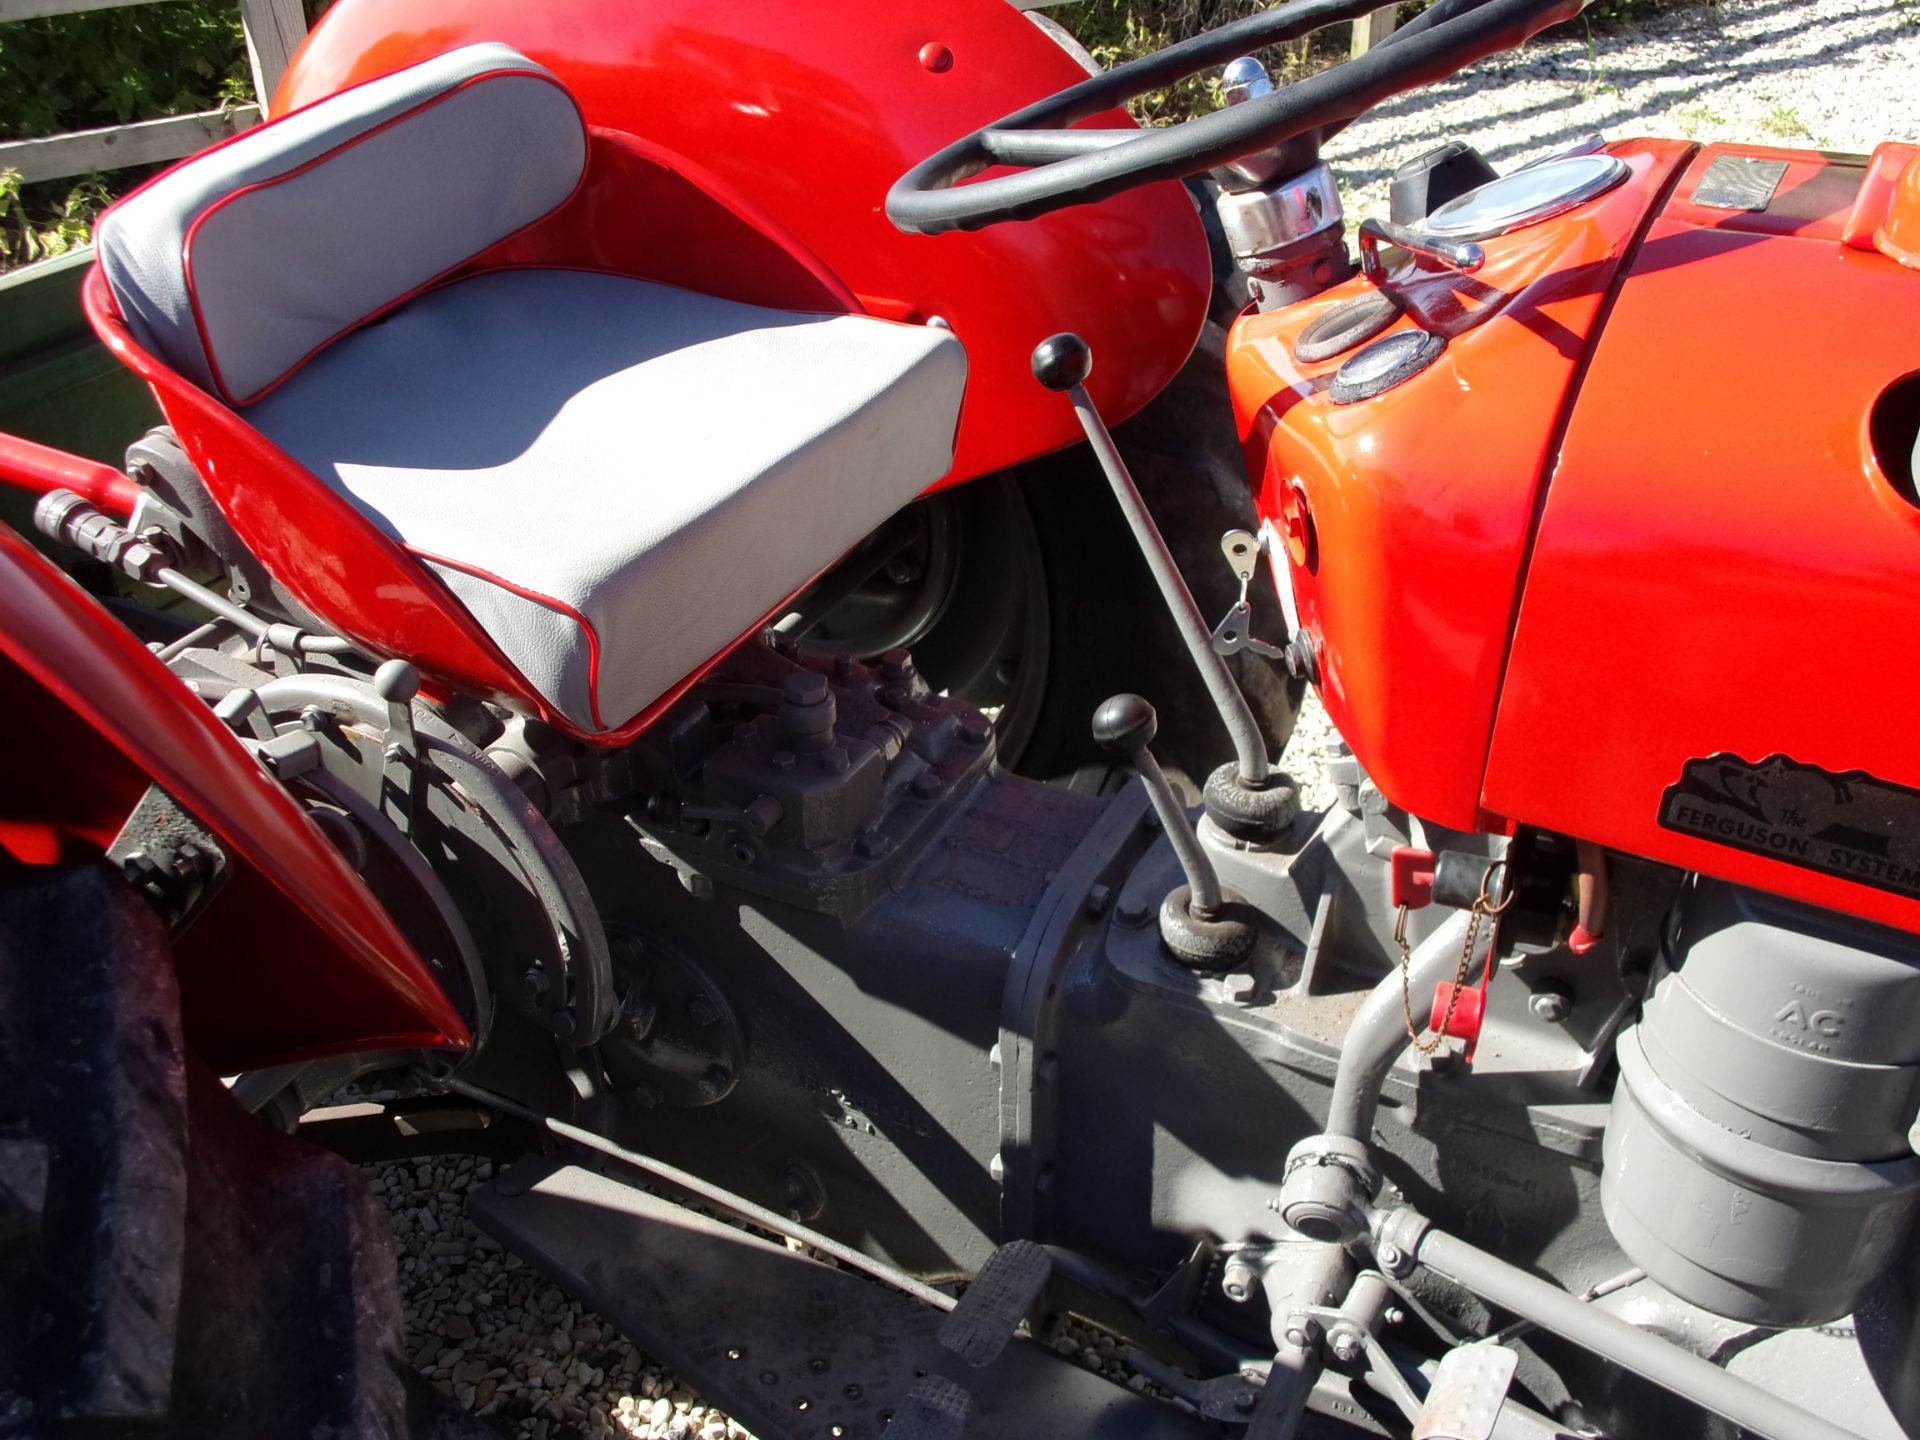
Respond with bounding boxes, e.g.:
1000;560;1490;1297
1092;692;1157;756
1031;332;1092;392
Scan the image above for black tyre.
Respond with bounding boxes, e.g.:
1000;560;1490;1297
791;314;1298;792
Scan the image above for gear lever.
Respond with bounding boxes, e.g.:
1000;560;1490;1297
1094;693;1254;967
1032;334;1272;790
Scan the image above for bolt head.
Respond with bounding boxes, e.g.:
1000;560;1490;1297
784;671;830;705
1529;982;1573;1024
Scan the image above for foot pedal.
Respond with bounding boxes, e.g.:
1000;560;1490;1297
938;1240;1052;1367
469;1157;1212;1440
888;1374;974;1440
1412;1339;1519;1440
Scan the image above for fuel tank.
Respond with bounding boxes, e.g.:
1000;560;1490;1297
275;0;1210;488
1229;139;1920;935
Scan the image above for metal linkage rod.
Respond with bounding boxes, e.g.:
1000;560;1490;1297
1388;1215;1860;1440
1030;334;1272;786
444;1078;958;1314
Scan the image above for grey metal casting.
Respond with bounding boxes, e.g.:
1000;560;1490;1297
1383;1209;1865;1440
1603;877;1920;1326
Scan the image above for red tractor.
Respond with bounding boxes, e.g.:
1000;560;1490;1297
3;1;1918;1437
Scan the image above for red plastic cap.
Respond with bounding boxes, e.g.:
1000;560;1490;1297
1430;981;1486;1063
918;42;953;73
1390;846;1437;910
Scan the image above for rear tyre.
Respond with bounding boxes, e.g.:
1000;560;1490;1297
0;862;486;1440
793;318;1298;792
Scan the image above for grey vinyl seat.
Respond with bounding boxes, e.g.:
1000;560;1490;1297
93;41;967;733
245;268;966;731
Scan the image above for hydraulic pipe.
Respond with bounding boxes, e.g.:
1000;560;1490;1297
0;431;142;515
1324;911;1469;1140
1407;1222;1860;1440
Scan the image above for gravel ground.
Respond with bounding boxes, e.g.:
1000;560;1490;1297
1327;0;1920;215
375;4;1910;1433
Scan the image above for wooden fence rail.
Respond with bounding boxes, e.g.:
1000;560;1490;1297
0;0;305;185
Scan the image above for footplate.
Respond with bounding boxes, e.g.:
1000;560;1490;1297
469;1158;1209;1440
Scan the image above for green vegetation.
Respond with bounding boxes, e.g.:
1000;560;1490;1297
0;1;254;265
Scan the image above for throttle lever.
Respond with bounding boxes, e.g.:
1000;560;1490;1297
1357;217;1485;282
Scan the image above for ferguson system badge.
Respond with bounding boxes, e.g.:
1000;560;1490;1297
1660;753;1920;901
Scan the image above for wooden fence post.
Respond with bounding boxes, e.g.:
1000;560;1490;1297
235;0;307;116
1351;4;1400;60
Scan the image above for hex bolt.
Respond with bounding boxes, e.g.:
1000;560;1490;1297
522;966;551;1002
912;770;943;798
1222;972;1258;1005
1221;1255;1257;1304
1116;896;1152;929
1085;883;1113;919
1529;980;1573;1024
688;995;720;1028
1327;1327;1363;1364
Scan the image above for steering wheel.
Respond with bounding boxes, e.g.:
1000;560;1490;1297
886;0;1583;235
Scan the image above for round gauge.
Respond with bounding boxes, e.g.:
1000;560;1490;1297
1330;329;1446;405
1424;154;1629;240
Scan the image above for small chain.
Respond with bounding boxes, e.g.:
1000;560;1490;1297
1398;860;1513;1051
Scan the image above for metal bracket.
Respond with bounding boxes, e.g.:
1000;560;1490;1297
107;785;229;934
1212;530;1289;660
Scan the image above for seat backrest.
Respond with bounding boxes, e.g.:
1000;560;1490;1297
97;43;586;406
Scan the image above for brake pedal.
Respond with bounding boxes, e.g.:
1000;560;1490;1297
937;1240;1053;1367
1412;1338;1519;1440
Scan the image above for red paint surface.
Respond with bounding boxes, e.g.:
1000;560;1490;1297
275;0;1210;483
1483;143;1920;934
0;522;468;1069
0;430;141;513
1227;139;1694;831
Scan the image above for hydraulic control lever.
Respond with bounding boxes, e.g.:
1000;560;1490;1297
1094;693;1254;968
1032;334;1272;790
1355;217;1485;281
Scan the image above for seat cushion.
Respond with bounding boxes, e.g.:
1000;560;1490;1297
97;44;585;405
247;268;966;731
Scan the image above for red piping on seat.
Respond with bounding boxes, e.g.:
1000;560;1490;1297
174;67;590;407
409;546;607;732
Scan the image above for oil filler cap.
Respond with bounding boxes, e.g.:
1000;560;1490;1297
1329;329;1445;405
